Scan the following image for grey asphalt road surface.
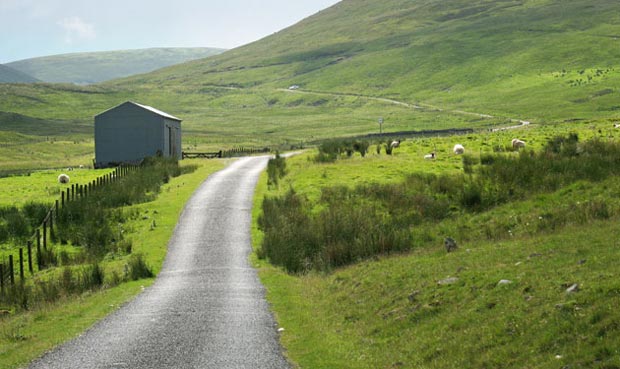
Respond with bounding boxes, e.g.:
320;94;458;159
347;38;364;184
28;156;291;369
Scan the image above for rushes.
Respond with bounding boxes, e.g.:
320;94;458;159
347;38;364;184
258;135;620;273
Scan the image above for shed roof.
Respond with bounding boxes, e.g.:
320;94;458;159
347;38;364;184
96;101;182;122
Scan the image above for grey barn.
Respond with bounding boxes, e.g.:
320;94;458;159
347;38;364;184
94;101;182;168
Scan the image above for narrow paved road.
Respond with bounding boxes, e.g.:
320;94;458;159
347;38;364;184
28;156;290;369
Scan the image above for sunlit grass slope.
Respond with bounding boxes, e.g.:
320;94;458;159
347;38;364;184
253;122;620;368
1;0;620;168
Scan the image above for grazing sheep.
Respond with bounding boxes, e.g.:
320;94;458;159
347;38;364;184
390;140;401;149
79;164;84;169
58;173;70;184
614;123;620;128
511;138;526;149
66;167;73;171
453;144;465;155
424;152;436;160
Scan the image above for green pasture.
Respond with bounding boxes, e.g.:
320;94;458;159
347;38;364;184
0;158;227;369
0;168;113;207
2;1;620;165
253;122;620;368
267;120;620;202
259;221;620;368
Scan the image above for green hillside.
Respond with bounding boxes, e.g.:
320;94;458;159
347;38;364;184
253;123;620;368
121;0;620;121
6;47;226;84
1;0;619;164
0;64;39;83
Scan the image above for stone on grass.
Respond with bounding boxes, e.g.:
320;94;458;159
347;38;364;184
444;237;458;253
438;277;458;285
566;283;579;293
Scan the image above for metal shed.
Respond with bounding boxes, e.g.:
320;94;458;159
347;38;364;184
94;101;182;168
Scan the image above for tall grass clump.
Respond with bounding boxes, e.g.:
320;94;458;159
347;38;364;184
471;134;620;208
259;136;620;273
126;253;154;280
55;157;195;257
266;152;287;188
258;188;412;273
315;139;371;162
0;202;51;243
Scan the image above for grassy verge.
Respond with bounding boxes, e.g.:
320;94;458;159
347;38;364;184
0;158;227;369
252;124;620;368
257;220;620;368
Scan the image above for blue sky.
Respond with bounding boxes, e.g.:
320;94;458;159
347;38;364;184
0;0;340;63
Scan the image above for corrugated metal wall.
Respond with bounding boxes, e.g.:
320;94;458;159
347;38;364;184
95;102;181;168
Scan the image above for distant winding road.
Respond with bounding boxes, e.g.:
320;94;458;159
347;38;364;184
279;88;533;128
28;156;290;369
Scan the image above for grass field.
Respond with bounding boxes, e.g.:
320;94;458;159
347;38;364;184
0;168;113;206
2;0;619;168
252;121;620;368
2;0;620;367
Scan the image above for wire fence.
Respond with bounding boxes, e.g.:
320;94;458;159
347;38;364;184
0;164;139;294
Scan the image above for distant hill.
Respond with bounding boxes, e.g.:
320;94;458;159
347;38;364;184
1;0;620;146
133;0;620;121
6;47;226;84
0;64;39;83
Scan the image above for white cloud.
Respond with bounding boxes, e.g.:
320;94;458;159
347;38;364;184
58;16;96;43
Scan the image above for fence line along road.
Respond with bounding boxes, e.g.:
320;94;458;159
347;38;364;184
27;155;290;369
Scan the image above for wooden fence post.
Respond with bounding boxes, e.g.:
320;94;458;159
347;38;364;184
71;184;75;201
0;264;4;293
27;240;33;274
61;191;65;208
36;229;42;270
49;208;55;242
66;188;70;203
19;248;24;281
43;218;47;250
8;255;14;286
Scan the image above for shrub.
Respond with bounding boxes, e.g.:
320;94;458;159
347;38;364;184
259;136;620;274
126;254;154;280
353;141;370;157
267;152;287;188
315;139;372;162
258;187;413;273
81;263;104;289
385;141;394;155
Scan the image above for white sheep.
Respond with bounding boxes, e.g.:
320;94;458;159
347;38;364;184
511;138;526;149
424;152;436;160
614;123;620;128
58;173;70;184
390;140;401;149
453;144;465;155
79;164;84;169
